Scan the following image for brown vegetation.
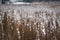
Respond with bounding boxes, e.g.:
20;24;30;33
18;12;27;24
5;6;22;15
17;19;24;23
0;10;60;40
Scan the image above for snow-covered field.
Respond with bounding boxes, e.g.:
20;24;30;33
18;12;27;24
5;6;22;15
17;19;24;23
0;2;60;40
0;2;60;25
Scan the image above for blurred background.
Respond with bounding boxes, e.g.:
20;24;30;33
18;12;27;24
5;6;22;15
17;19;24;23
0;0;60;4
0;0;60;40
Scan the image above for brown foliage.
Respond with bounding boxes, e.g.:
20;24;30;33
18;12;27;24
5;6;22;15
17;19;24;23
0;11;60;40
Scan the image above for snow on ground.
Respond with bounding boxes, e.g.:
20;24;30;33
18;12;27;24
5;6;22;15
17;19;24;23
0;2;60;25
0;2;60;26
0;2;60;40
13;2;30;4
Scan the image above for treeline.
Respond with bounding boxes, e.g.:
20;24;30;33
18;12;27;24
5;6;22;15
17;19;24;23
0;10;60;40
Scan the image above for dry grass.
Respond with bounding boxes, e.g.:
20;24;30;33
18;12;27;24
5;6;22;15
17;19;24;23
0;10;60;40
0;2;60;40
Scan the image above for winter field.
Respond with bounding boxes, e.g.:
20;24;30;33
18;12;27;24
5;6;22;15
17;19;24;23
0;2;60;40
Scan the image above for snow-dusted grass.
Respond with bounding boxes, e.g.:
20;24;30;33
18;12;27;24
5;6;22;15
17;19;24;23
0;2;60;40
